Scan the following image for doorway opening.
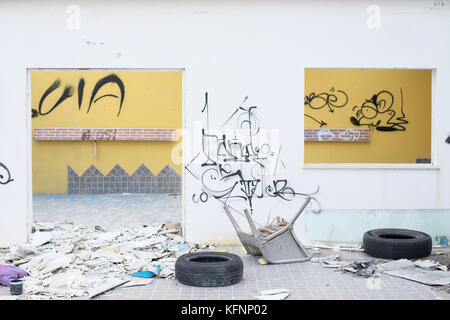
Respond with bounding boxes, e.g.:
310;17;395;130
29;69;183;231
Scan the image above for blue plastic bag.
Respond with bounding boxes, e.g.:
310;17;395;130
131;265;161;278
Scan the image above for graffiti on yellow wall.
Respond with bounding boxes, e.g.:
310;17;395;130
31;70;182;194
32;74;125;119
304;69;432;164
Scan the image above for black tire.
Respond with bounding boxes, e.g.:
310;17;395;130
175;252;243;287
363;228;432;259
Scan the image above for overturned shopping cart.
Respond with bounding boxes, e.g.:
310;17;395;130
224;196;312;264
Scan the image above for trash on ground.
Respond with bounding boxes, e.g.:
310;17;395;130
436;284;450;295
426;251;450;269
122;277;153;288
322;260;345;268
164;221;181;231
377;259;415;271
311;254;340;263
132;265;161;278
257;217;288;237
257;258;268;265
31;232;53;248
377;258;450;286
311;254;344;268
0;221;215;299
435;236;448;246
382;267;450;286
88;278;129;299
310;251;380;276
0;295;19;300
305;244;364;252
341;260;376;278
415;259;448;271
9;244;38;260
10;279;24;295
254;288;290;300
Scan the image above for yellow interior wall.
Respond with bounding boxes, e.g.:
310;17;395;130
304;69;431;163
32;70;182;193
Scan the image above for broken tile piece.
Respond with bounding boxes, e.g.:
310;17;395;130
254;289;290;300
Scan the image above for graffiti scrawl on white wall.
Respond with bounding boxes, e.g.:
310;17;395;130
186;92;320;215
0;162;14;185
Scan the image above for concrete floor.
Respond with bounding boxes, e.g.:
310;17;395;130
0;194;449;300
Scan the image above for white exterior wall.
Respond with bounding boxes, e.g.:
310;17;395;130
0;0;449;246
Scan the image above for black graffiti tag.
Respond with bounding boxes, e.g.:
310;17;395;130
81;129;118;141
36;80;74;116
187;92;320;214
32;74;125;118
86;74;125;116
304;88;349;127
0;162;14;185
350;89;408;132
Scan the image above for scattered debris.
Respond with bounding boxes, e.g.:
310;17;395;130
427;251;450;269
132;265;161;278
254;289;290;300
121;277;153;288
257;258;268;265
377;259;415;271
311;254;344;268
382;267;450;286
311;254;340;263
435;236;448;246
415;259;447;271
0;295;18;300
31;232;53;248
345;260;376;278
164;221;181;231
257;217;288;237
377;258;450;286
310;251;380;278
88;279;129;299
305;244;364;252
436;284;450;295
212;249;229;253
0;221;216;299
9;244;38;260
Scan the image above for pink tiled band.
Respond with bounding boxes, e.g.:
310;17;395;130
33;128;176;141
304;128;370;142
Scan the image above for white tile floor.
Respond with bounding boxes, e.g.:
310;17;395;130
91;246;450;300
32;193;181;228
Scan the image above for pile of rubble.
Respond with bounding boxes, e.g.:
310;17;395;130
0;221;212;299
309;245;450;286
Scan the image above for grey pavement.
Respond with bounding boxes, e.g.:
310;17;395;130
32;193;181;228
91;246;450;300
0;194;449;300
